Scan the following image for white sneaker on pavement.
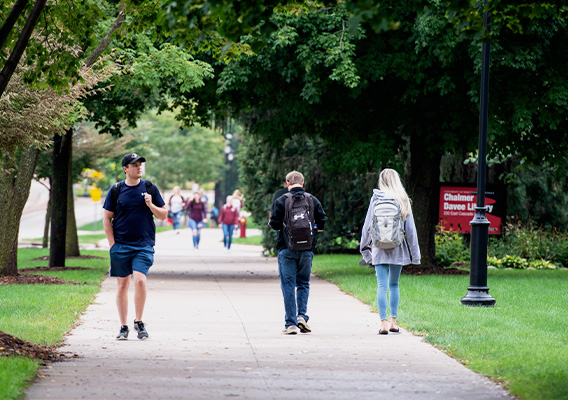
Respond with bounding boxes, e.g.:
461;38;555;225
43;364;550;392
297;316;311;333
282;325;299;335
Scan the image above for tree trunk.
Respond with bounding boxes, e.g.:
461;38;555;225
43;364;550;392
407;137;442;269
0;0;47;98
66;139;80;256
49;130;72;268
42;186;51;248
0;147;40;276
0;0;29;50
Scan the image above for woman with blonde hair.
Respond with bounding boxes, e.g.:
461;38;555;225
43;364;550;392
167;186;185;231
360;168;421;335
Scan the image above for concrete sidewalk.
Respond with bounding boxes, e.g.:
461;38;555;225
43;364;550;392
25;229;512;400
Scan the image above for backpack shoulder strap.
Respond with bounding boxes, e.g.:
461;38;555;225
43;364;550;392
283;192;293;225
302;192;314;208
110;182;121;210
144;180;157;204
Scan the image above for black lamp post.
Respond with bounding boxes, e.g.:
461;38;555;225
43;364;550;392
224;133;234;195
461;1;496;306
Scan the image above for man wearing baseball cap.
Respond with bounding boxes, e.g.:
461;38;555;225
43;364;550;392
103;153;168;340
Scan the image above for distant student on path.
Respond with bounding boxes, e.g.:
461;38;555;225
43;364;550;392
167;186;185;232
269;171;327;334
103;153;167;340
218;195;239;251
360;168;420;335
185;192;208;250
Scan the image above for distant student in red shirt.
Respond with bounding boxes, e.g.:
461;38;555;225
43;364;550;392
218;195;240;251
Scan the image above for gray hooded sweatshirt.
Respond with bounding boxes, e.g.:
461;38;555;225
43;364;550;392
360;189;421;266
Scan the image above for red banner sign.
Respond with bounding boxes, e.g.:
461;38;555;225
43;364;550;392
439;186;502;235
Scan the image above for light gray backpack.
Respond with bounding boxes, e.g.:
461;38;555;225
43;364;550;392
370;198;405;249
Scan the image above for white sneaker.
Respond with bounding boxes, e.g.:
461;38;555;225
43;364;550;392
282;325;299;335
297;316;311;333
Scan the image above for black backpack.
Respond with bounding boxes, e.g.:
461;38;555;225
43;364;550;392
109;180;156;210
283;191;315;251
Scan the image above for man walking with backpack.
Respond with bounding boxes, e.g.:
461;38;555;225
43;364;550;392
103;153;168;340
269;171;327;334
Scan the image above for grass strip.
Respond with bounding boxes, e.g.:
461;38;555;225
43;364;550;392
311;254;568;400
232;235;263;246
25;225;173;245
0;248;109;399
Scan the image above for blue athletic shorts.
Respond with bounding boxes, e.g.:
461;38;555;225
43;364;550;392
109;243;154;277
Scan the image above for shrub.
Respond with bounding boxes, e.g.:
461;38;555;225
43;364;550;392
487;256;502;269
529;259;557;270
488;220;568;267
499;255;529;269
435;228;470;268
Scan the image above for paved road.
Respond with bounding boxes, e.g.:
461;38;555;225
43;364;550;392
24;228;512;400
19;180;104;241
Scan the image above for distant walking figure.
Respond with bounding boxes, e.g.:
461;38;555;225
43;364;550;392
185;192;207;249
103;153;168;340
218;195;239;251
269;171;327;335
168;186;185;231
360;168;420;335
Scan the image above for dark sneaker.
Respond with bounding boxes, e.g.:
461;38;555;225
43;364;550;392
134;320;149;340
116;325;129;340
297;316;311;333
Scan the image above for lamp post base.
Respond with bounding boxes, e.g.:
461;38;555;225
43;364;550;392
461;286;496;306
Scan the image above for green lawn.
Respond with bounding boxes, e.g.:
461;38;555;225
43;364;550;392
78;220;174;232
232;234;263;246
0;248;110;399
311;254;568;400
25;224;173;245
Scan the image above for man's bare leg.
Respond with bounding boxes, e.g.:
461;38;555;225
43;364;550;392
133;271;147;322
116;276;130;326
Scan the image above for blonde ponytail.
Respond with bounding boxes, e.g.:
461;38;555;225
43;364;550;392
378;169;412;220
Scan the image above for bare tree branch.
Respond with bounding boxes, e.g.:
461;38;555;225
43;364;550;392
83;7;126;68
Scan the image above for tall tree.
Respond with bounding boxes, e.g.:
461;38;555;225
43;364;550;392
48;6;128;267
0;63;114;276
192;2;568;266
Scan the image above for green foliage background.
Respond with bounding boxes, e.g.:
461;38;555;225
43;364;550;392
239;133;384;254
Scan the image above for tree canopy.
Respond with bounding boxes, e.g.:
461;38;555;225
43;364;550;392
179;1;568;264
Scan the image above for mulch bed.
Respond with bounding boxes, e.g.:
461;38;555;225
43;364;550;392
30;255;104;261
19;266;92;272
0;331;67;361
0;274;80;285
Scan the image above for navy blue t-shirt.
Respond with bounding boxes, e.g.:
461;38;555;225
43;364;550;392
103;180;165;247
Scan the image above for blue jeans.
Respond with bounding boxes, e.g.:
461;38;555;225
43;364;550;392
188;218;204;247
277;248;314;327
222;223;235;249
375;264;403;320
171;211;182;230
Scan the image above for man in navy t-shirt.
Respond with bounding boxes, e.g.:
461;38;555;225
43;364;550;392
103;153;167;340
